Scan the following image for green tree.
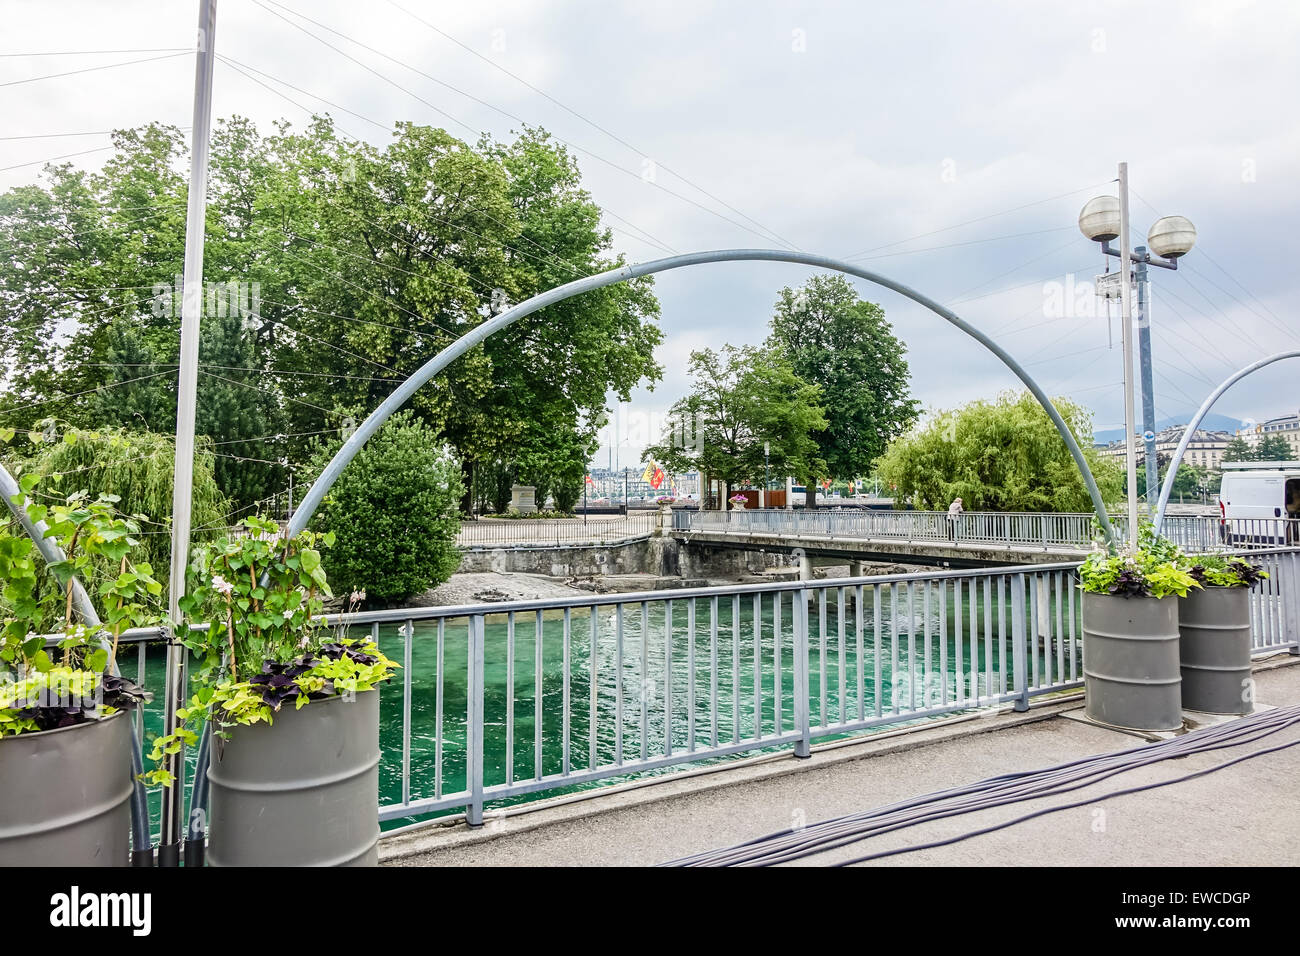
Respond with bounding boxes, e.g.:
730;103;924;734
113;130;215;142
1223;436;1254;462
766;274;918;507
0;117;662;519
1256;435;1293;461
645;346;826;503
4;423;229;583
876;391;1123;512
309;412;463;604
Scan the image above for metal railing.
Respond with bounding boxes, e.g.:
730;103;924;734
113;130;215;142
112;546;1300;837
675;509;1300;553
456;513;658;550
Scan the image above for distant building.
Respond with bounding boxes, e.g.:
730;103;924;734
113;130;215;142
1242;411;1300;458
1099;425;1230;469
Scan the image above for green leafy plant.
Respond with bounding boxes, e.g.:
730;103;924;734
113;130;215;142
1;475;157;737
1078;523;1201;600
1186;553;1268;589
143;518;396;786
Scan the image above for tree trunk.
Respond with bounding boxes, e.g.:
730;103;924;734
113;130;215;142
805;475;817;510
459;459;474;516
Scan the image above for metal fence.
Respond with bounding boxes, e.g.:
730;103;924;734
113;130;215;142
456;513;658;550
113;546;1300;837
676;508;1300;553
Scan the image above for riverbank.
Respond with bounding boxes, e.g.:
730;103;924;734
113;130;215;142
407;559;933;608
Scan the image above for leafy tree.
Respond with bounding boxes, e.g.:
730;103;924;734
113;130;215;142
1223;436;1254;462
876;391;1123;512
1256;434;1293;461
308;412;463;604
0;117;662;520
766;275;918;507
4;423;229;583
645;346;826;503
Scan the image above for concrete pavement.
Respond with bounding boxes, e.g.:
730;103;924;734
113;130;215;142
381;659;1300;867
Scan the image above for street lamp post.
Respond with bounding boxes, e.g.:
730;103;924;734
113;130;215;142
1079;165;1197;546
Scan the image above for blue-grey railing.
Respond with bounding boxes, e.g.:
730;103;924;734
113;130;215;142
675;509;1298;554
114;546;1300;836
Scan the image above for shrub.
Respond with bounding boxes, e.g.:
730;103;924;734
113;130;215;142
309;413;463;603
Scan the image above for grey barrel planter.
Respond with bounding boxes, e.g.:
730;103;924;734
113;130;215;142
1179;586;1253;715
0;710;133;866
208;689;380;867
1082;592;1182;732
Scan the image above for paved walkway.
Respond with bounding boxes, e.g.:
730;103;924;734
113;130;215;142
382;660;1300;867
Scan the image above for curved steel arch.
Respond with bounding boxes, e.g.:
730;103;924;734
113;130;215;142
288;249;1116;541
1153;350;1300;534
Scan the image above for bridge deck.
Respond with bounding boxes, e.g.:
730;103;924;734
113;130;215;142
675;527;1089;567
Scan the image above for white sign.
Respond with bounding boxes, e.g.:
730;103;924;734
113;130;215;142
1094;270;1134;301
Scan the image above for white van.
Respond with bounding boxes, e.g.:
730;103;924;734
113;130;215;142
1218;461;1300;544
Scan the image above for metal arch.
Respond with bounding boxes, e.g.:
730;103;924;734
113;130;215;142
1153;350;1300;534
287;248;1116;542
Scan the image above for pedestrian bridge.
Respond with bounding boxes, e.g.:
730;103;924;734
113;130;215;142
671;509;1284;569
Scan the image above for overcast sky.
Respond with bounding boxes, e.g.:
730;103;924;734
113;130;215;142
3;0;1297;470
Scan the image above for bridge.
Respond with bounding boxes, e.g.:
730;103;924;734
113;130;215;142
115;545;1300;843
669;509;1291;571
449;508;1297;573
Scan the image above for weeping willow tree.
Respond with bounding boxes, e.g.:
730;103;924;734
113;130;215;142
7;423;230;582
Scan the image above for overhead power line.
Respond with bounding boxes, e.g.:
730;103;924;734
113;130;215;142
381;0;798;251
0;51;187;88
251;0;783;250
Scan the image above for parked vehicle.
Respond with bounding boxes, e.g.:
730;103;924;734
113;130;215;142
1218;461;1300;544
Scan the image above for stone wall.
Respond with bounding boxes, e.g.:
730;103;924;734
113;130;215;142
457;536;674;577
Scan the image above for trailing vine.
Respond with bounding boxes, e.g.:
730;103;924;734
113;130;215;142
0;475;157;737
143;517;396;787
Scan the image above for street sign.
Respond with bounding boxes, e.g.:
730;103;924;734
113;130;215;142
1094;269;1134;301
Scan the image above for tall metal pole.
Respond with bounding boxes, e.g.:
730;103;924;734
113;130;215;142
1117;162;1139;548
161;0;218;867
1135;247;1159;510
764;441;770;510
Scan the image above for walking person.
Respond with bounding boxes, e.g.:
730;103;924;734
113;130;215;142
947;497;964;543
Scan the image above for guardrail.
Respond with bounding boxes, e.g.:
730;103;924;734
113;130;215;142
675;509;1300;553
456;513;658;550
113;546;1300;837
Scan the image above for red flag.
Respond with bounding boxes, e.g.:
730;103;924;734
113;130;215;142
651;467;665;490
585;474;593;485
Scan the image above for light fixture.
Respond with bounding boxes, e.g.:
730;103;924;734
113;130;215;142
1078;195;1121;242
1147;215;1197;259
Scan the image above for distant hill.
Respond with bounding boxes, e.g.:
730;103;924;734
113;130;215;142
1093;413;1246;445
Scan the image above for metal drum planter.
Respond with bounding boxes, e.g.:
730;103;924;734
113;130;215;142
208;690;380;867
1178;586;1253;715
0;711;132;866
1082;593;1183;732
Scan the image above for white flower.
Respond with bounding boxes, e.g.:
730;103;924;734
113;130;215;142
350;589;366;603
283;609;295;620
211;574;234;596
